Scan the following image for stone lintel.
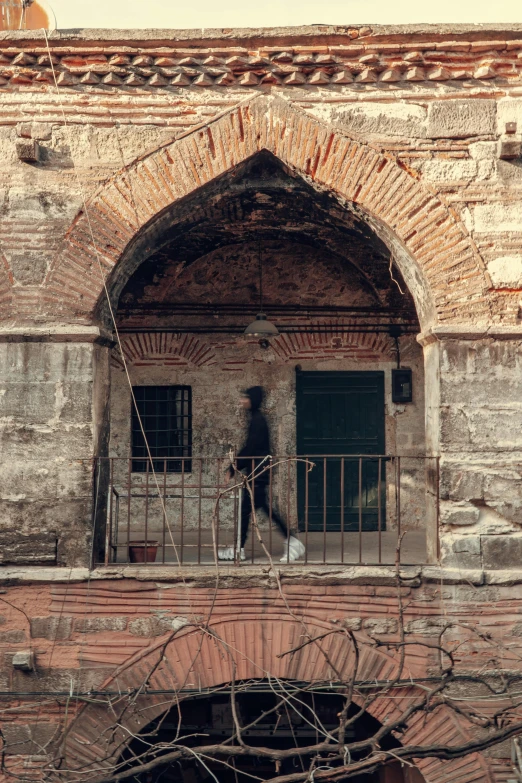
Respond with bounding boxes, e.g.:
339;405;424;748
0;563;503;587
417;324;522;345
4;24;522;46
0;323;114;346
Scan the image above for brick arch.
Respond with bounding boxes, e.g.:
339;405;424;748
45;95;490;331
272;328;396;362
62;616;491;783
111;333;217;370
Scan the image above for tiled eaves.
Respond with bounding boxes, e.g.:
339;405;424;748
1;39;522;90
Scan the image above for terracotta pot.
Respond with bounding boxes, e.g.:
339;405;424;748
128;541;159;563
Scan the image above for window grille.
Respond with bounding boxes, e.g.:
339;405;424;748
131;386;192;473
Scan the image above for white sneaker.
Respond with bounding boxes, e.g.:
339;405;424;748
280;536;305;562
218;546;246;561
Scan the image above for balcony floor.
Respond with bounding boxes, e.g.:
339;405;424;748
113;529;427;566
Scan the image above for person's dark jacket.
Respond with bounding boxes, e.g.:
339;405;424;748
233;386;271;482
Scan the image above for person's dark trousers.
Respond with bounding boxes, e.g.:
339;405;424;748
240;480;288;548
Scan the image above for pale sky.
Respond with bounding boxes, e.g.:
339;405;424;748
50;0;522;31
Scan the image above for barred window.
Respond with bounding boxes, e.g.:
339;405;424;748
131;386;192;473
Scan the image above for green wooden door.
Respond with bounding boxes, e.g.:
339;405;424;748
296;371;386;532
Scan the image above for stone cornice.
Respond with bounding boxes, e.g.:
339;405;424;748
2;26;522;90
0;323;114;344
417;324;522;345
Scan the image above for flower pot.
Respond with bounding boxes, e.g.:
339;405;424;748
128;541;159;563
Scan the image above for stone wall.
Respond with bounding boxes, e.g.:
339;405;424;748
0;571;518;783
0;25;521;567
0;337;110;566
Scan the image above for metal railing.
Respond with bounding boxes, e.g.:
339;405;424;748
93;454;439;567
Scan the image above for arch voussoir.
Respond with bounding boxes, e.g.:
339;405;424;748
61;617;489;783
45;94;490;327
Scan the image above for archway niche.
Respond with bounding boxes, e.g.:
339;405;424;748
118;680;426;783
62;617;490;783
101;151;436;566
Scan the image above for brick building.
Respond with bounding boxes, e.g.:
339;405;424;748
1;23;522;783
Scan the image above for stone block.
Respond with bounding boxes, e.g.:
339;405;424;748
427;100;496;139
497;98;522;135
453;585;499;602
74;616;128;633
12;651;35;671
440;535;482;569
17;121;52;141
0;380;94;426
487;256;522;287
440;465;484;502
15;138;40;163
405;618;450;635
441;505;480;527
482;536;522;569
469;141;498;160
362;618;398;636
499;138;521;160
128;617;164;637
422;159;477;182
473;202;522;233
0;342;95;385
332;102;427;138
30;616;72;641
441;406;522;452
128;615;189;637
4;630;27;644
2;723;57;754
0;532;57;565
8;251;49;285
341;617;362;631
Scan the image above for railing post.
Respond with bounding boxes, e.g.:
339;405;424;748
358;457;363;564
105;458;113;566
144;459;149;556
340;457;345;565
323;458;327;564
162;459;167;565
180;458;185;565
304;459;309;565
198;458;204;565
126;457;132;564
377;457;382;565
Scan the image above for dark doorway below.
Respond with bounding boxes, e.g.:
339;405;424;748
120;683;414;783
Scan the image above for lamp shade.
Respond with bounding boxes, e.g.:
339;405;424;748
243;313;280;337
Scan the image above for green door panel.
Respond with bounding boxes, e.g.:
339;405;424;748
296;371;386;532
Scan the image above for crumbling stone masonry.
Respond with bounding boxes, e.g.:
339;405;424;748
1;24;522;783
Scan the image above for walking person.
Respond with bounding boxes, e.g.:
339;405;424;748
218;386;305;562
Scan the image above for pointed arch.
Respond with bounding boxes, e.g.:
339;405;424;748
62;616;492;783
45;95;491;331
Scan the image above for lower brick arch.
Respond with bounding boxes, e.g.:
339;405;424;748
45;94;491;330
63;616;492;783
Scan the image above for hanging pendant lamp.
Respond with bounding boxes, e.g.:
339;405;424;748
244;244;279;337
